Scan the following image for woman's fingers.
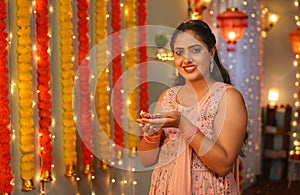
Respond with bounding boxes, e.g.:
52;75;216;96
149;118;166;127
138;117;165;127
137;111;180;128
140;123;161;135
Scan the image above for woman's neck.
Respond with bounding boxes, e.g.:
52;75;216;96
185;77;215;91
179;78;216;104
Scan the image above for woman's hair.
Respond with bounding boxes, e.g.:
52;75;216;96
170;19;231;86
170;20;248;157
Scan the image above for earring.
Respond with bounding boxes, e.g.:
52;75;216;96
175;69;179;77
210;61;214;73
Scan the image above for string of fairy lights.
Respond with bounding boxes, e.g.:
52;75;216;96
290;0;300;160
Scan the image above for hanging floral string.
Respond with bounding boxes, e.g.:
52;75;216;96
77;0;94;173
137;0;148;114
16;0;36;190
36;0;53;181
111;0;124;157
0;0;13;193
59;0;77;176
125;0;139;155
95;0;111;168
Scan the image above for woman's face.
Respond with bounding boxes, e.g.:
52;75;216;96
173;30;214;82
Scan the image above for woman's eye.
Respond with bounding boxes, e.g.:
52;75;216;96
175;50;184;56
191;48;201;53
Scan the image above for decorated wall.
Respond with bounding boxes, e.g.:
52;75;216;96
4;0;154;194
0;0;271;194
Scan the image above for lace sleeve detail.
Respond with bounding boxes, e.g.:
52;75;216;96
161;86;181;112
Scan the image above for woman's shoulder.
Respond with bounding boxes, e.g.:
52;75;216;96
163;86;182;96
211;82;244;101
215;82;245;104
213;81;233;89
213;82;239;93
157;86;181;103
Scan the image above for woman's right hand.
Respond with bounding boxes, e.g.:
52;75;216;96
137;118;164;135
139;111;183;129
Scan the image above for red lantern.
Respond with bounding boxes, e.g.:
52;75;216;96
289;28;300;54
217;8;248;51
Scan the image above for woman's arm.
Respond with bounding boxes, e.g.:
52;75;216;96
137;90;167;167
136;131;162;167
185;88;247;176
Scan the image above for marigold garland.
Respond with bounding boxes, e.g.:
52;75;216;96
36;0;53;174
125;0;139;151
111;0;125;153
0;0;13;193
77;0;94;169
137;0;149;113
95;0;111;163
59;0;77;175
16;0;35;188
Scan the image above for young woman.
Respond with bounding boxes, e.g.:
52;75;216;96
137;20;248;195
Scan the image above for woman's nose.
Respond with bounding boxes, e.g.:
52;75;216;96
183;53;192;63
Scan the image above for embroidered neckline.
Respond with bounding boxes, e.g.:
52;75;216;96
173;82;221;112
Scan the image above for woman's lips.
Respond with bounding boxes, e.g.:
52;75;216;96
183;65;197;73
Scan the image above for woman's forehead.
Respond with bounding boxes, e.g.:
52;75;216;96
174;31;204;47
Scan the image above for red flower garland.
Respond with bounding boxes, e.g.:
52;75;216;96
111;0;124;150
36;0;53;172
138;0;148;113
0;1;13;193
138;0;148;140
77;0;94;166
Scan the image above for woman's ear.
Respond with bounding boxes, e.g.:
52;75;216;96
210;46;216;58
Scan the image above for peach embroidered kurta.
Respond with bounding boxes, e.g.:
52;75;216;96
149;82;239;195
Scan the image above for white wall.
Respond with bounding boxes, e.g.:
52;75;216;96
146;0;189;110
147;0;188;27
263;0;298;106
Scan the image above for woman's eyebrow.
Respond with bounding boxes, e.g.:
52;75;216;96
174;47;184;50
188;44;202;49
174;44;202;50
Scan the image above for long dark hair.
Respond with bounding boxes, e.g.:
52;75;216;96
170;19;248;157
170;19;231;86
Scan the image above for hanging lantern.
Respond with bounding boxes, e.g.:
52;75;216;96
217;8;248;52
289;28;300;54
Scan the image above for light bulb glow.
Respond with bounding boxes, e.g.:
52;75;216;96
228;31;236;41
